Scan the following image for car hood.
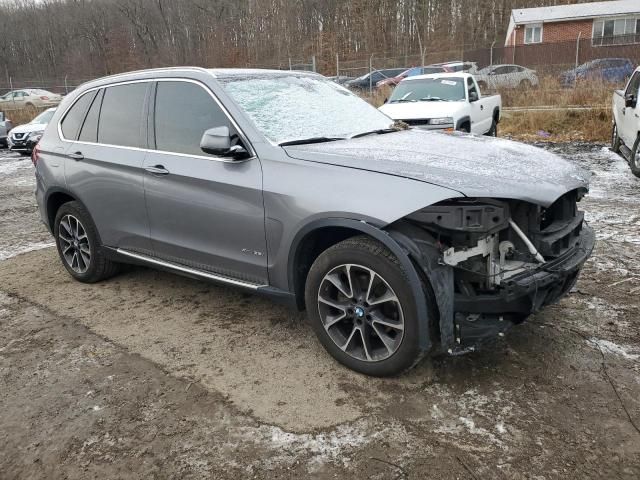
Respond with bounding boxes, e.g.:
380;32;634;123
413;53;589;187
283;129;589;207
9;122;47;135
379;101;465;120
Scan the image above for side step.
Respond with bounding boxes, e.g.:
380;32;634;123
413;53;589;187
116;248;266;290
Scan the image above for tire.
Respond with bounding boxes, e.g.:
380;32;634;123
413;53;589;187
486;119;498;137
458;123;470;134
611;123;621;153
304;235;435;377
54;201;120;283
630;135;640;179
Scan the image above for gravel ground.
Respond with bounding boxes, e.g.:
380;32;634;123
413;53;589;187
0;143;639;479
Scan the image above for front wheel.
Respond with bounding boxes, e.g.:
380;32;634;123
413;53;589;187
54;201;120;283
304;236;434;376
630;135;640;178
611;123;621;153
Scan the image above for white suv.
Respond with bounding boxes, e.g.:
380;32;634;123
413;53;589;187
612;66;640;177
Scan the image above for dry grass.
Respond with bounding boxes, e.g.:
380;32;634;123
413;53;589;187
500;108;611;143
5;107;44;126
498;76;615;142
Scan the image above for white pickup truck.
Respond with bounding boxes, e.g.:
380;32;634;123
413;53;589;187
612;66;640;177
379;72;501;136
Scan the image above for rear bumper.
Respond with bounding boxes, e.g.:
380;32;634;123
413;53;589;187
453;224;595;347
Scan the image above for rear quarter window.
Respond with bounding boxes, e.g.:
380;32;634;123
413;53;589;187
60;91;97;140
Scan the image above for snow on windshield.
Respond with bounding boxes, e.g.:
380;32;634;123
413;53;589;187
389;77;466;103
219;74;392;143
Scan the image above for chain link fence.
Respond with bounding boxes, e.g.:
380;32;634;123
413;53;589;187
1;36;639;108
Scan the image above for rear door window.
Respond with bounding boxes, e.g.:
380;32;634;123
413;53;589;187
60;91;97;140
98;82;148;148
153;80;236;157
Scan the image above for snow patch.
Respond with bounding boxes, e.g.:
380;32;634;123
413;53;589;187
588;338;639;361
0;241;55;261
0;158;32;176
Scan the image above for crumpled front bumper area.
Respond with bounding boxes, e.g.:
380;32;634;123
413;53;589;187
452;224;595;350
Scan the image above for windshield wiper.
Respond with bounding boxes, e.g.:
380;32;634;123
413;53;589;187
389;99;416;103
278;136;344;146
350;128;397;139
419;97;447;102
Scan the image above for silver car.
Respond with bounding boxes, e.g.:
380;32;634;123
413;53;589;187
476;64;539;90
34;68;594;376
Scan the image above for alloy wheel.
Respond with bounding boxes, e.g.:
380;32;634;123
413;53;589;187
58;214;91;274
317;264;404;362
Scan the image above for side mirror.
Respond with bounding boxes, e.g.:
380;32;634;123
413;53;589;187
625;93;637;108
200;126;248;159
469;91;479;102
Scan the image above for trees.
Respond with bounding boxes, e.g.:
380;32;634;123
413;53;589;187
0;0;595;84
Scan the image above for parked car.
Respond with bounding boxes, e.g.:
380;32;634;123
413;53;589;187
379;72;501;135
35;68;593;376
612;66;640;177
344;68;407;90
327;75;354;85
560;58;634;87
475;64;539;90
8;107;56;154
431;61;479;74
0;111;13;147
376;66;447;89
0;89;63;110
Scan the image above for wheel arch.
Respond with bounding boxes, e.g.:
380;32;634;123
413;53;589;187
493;106;500;123
288;218;433;352
456;116;471;131
45;188;80;232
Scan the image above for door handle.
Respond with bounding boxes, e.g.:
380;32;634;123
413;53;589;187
480;105;484;110
145;165;170;175
68;151;84;161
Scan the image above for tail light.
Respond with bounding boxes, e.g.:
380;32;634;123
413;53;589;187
40;96;49;100
31;143;41;167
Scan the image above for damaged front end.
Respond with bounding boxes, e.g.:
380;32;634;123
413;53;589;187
391;190;595;354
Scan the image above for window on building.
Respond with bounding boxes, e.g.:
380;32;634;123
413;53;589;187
593;17;640;46
524;24;543;44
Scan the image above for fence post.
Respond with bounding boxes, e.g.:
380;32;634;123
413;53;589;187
312;55;316;73
336;53;339;77
369;54;374;94
64;74;68;94
490;40;496;67
574;32;582;88
288;57;292;71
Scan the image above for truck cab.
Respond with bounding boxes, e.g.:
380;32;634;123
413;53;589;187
378;72;501;136
612;66;640;177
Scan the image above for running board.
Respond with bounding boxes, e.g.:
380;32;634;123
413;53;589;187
116;249;265;290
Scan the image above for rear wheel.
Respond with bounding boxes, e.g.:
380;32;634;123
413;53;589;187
54;201;120;283
486;119;498;137
630;135;640;178
611;123;621;153
304;236;434;376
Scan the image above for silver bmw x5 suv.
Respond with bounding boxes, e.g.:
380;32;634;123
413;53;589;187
34;67;594;376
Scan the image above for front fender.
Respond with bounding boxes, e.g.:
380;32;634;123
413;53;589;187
287;218;433;353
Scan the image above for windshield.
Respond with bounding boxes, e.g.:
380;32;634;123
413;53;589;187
388;77;466;103
30;109;55;124
219;74;392;143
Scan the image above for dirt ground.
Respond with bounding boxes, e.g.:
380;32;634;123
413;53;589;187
1;143;639;479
